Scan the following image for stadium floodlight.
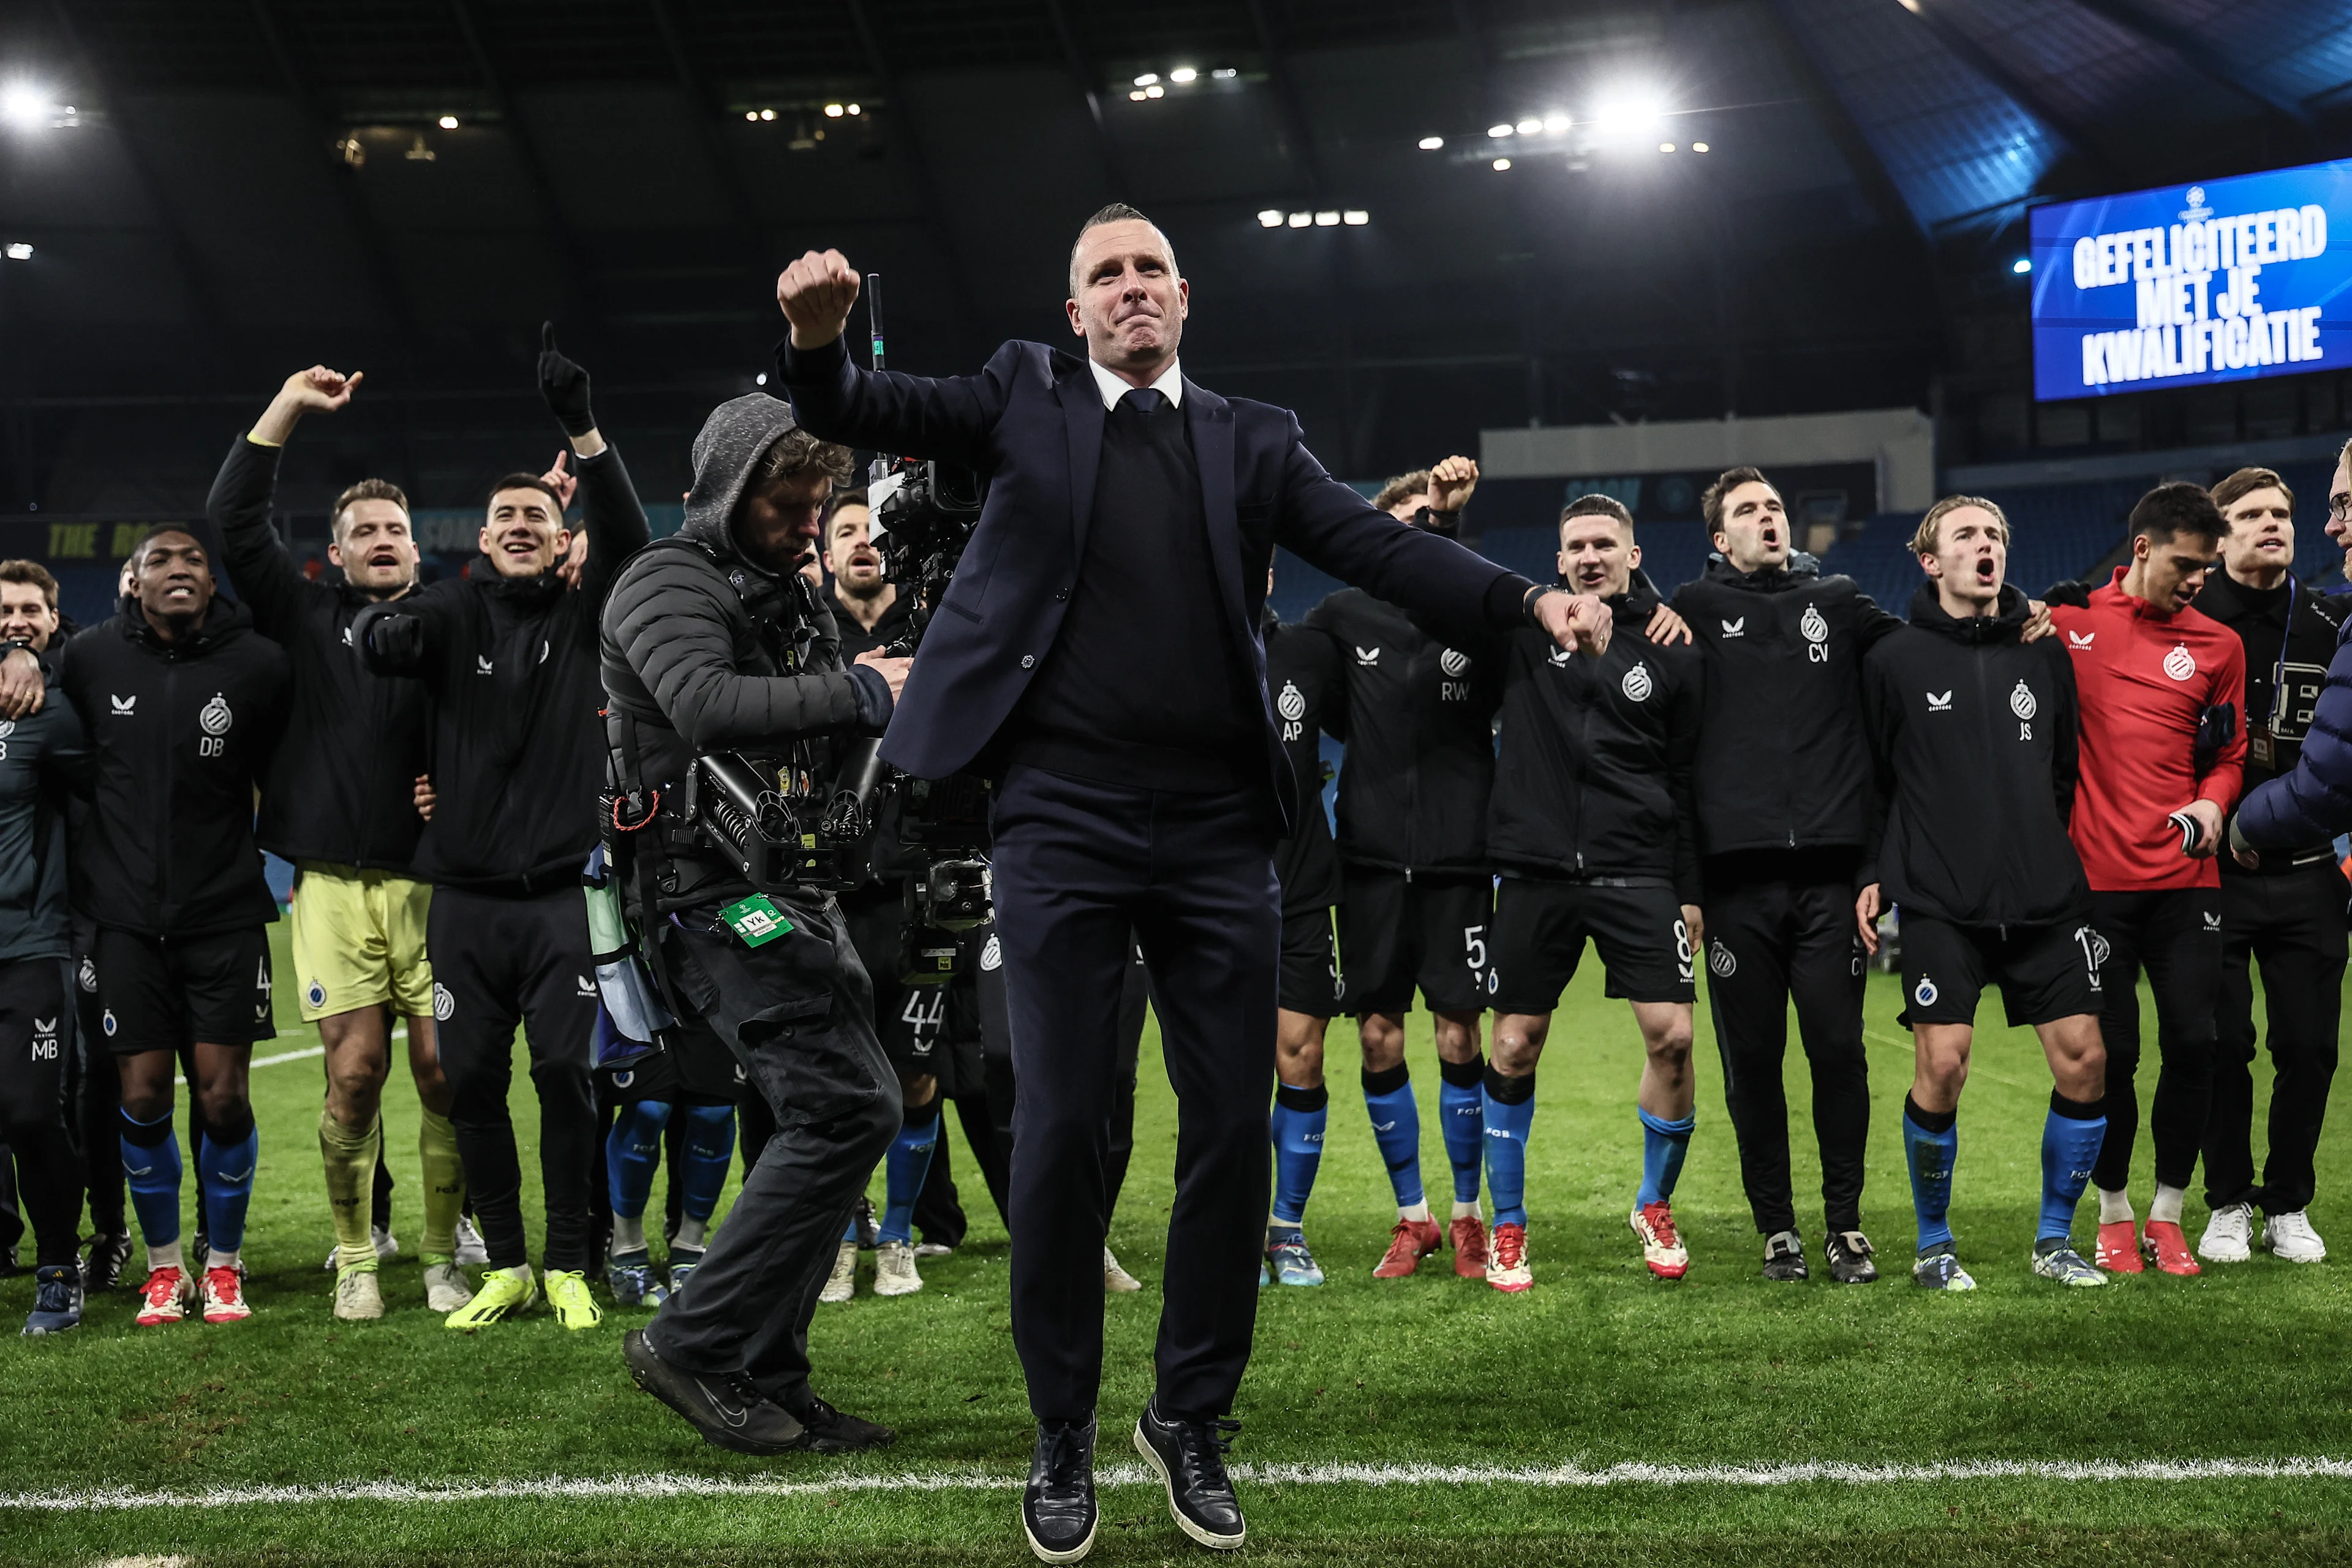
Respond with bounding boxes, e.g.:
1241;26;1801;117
1543;113;1570;134
4;243;31;261
1343;209;1368;225
1492;157;1512;172
1692;141;1710;153
1170;67;1197;83
760;108;775;121
755;372;767;385
1129;90;1147;101
1314;211;1340;226
1488;123;1514;138
845;104;861;115
1287;211;1311;227
1660;142;1676;153
1;84;51;130
1145;84;1164;98
1257;209;1283;227
438;114;459;129
1134;73;1159;87
1418;135;1442;150
2012;257;2033;274
1594;93;1665;139
1515;117;1542;135
1212;67;1237;79
824;103;845;117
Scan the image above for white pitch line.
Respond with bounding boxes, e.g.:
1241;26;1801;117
249;1044;326;1068
6;1456;2350;1512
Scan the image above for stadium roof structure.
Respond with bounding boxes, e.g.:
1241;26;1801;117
2;0;2350;514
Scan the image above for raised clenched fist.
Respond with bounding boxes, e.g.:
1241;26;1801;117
777;249;862;350
1428;454;1479;513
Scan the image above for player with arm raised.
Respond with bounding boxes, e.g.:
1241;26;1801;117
1856;497;2107;1291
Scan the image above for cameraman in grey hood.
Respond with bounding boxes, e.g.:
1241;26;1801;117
600;392;910;1456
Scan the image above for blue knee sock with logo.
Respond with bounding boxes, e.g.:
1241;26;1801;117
1480;1065;1536;1227
1438;1055;1486;1205
118;1107;183;1248
1636;1107;1695;1207
197;1111;260;1257
1268;1082;1328;1229
2040;1091;2108;1245
879;1103;940;1246
1360;1063;1425;1210
678;1103;737;1226
606;1099;670;1221
1904;1094;1958;1252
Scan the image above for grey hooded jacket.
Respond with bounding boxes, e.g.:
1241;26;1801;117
598;393;892;908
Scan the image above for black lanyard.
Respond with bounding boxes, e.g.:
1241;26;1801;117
2267;575;2297;736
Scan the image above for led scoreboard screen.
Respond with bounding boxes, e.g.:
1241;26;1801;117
2029;160;2352;401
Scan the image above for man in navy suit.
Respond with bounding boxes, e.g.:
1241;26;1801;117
776;205;1608;1561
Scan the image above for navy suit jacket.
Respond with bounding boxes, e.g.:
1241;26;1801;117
778;334;1531;826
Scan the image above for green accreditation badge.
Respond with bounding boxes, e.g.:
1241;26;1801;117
718;894;793;949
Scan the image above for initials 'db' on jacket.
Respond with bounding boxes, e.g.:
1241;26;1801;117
1861;585;2089;929
59;598;291;936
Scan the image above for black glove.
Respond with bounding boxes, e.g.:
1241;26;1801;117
2040;577;2092;609
538;321;596;437
2193;700;2237;778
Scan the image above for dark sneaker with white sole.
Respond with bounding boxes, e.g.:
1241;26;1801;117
780;1392;895;1453
1760;1229;1808;1281
83;1231;132;1291
24;1264;84;1335
1825;1229;1878;1284
1134;1399;1246;1551
622;1329;805;1454
1022;1417;1098;1564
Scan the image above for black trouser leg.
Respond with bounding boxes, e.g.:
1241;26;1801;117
1705;878;1798;1235
2141;890;2222;1193
73;930;121;1237
2090;895;2148;1193
2205;880;2265;1210
0;960;80;1267
430;891;530;1270
647;899;896;1406
1787;883;1870;1235
518;900;598;1275
1107;944;1148;1218
2207;865;2348;1214
993;767;1276;1425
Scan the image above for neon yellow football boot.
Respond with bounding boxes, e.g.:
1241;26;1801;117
545;1268;604;1331
445;1264;535;1330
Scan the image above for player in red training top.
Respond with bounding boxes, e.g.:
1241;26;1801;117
2048;483;2246;1279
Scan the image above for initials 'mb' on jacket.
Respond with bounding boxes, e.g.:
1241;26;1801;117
1302;586;1499;875
2049;570;2246;891
1861;586;2088;929
1479;573;1703;901
1672;555;1904;859
58;598;290;936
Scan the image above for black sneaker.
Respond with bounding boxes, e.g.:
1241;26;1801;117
854;1195;880;1250
83;1232;132;1292
782;1392;897;1453
1761;1229;1808;1281
1133;1399;1246;1551
1825;1229;1878;1284
622;1329;805;1455
1022;1417;1098;1564
24;1264;82;1334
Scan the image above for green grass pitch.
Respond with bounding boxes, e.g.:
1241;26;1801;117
2;921;2349;1564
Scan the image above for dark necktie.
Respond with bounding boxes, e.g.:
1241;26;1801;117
1120;386;1166;418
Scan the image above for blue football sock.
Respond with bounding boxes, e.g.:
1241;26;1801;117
843;1215;860;1243
197;1114;259;1257
1438;1057;1486;1205
605;1099;671;1220
1268;1082;1328;1226
878;1103;940;1245
678;1103;737;1226
1635;1107;1695;1207
2039;1094;2108;1245
1361;1064;1425;1210
119;1107;183;1249
1481;1067;1536;1228
1904;1098;1958;1253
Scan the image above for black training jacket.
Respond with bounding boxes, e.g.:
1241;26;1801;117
355;445;650;896
208;435;430;872
0;654;91;962
832;586;919;663
1861;585;2087;929
1478;574;1703;902
1265;608;1343;913
1673;554;1904;862
1302;585;1499;875
58;598;290;937
600;394;893;911
2195;570;2350;876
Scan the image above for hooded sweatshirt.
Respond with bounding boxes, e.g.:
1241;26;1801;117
353;443;650;896
0;649;91;961
599;394;892;911
1861;583;2088;929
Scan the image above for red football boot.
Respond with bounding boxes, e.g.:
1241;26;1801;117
2141;1220;2201;1276
2095;1219;2144;1273
1371;1216;1443;1278
1449;1213;1489;1278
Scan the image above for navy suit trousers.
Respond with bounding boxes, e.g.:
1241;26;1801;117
990;763;1278;1423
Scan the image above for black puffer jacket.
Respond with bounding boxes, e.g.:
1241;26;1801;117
600;394;893;910
58;598;290;936
1483;573;1703;900
355;443;650;895
1861;584;2087;929
1672;554;1904;862
208;434;430;871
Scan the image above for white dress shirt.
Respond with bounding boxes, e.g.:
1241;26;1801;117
1088;355;1185;410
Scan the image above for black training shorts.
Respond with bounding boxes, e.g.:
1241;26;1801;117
1488;873;1695;1014
1336;867;1493;1016
92;925;274;1054
599;1019;745;1106
1279;905;1341;1017
1898;911;2104;1030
